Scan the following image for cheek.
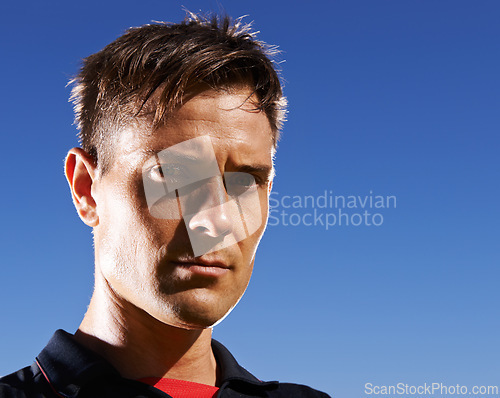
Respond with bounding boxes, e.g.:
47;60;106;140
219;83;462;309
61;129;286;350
257;188;270;233
238;188;269;257
262;188;270;217
95;181;153;267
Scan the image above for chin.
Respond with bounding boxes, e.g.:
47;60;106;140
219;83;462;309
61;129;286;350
160;299;239;331
147;281;248;330
170;309;230;330
158;314;220;331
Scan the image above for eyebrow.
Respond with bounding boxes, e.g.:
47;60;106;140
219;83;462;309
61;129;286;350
144;149;200;163
235;164;275;181
143;149;275;180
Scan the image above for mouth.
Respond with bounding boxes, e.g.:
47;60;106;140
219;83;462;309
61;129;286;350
171;257;231;277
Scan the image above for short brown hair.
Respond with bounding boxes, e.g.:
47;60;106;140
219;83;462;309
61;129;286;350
70;12;287;174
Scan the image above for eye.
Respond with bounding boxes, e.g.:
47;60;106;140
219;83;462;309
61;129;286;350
224;172;257;196
149;164;186;183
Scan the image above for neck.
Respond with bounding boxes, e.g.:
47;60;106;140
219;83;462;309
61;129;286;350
74;278;218;386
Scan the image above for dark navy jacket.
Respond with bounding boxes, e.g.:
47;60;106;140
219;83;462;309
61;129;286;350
0;330;330;397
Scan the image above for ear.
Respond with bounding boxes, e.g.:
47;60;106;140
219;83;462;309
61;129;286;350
65;148;99;227
268;179;273;195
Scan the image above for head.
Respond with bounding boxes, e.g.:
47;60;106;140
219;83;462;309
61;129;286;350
70;12;286;176
66;13;286;330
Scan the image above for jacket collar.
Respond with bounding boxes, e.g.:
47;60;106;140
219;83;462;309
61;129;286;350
36;330;277;397
211;339;277;387
36;330;119;397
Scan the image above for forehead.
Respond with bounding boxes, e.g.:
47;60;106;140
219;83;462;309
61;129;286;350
116;88;274;166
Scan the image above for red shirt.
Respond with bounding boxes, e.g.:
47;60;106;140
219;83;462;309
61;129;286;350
139;377;219;398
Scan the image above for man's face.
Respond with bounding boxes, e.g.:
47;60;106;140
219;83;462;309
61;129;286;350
91;87;274;329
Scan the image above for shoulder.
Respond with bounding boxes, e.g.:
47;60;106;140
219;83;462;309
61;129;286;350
212;340;331;397
0;364;44;398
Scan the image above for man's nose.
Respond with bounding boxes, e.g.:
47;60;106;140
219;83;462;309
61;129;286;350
187;201;233;238
179;176;233;239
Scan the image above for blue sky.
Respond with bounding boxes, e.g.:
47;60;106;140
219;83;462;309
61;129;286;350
1;1;499;397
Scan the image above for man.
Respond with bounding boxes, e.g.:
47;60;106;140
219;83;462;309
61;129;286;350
0;13;329;398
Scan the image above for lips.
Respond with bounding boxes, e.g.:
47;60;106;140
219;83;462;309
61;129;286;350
171;257;231;277
173;257;230;268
